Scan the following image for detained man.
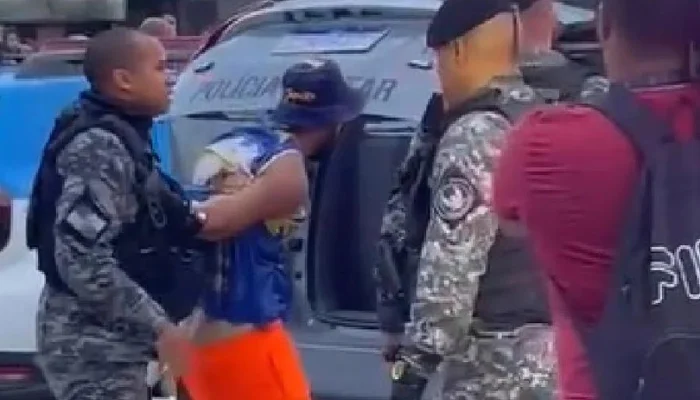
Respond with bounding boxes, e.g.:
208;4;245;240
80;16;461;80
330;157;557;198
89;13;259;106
181;58;366;400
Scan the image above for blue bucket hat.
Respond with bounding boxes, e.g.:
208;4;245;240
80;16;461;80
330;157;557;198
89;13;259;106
271;58;366;129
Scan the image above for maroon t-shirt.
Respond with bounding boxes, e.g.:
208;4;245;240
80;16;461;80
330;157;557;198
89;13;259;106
493;84;700;400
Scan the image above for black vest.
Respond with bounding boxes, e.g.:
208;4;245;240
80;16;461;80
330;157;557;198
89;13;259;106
520;50;592;103
409;87;550;331
27;94;212;321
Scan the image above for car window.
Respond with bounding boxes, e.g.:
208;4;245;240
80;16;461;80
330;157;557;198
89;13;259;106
553;2;595;25
558;0;596;9
170;20;438;122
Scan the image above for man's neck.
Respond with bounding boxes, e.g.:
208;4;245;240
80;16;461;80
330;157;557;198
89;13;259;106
445;68;520;111
520;39;553;56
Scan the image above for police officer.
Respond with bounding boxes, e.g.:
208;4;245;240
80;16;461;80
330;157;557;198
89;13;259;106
29;28;203;400
375;0;556;399
514;0;594;101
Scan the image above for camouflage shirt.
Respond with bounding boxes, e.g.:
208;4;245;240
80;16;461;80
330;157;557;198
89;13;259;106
36;127;169;363
405;79;519;359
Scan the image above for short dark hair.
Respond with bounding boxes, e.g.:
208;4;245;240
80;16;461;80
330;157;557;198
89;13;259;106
604;0;699;53
83;27;144;90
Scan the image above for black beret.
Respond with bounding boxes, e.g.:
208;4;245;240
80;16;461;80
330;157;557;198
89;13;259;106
426;0;513;49
512;0;539;11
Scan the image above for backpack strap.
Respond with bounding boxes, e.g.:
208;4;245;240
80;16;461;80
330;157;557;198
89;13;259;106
579;84;675;160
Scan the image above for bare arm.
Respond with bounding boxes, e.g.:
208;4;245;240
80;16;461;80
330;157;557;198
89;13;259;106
405;111;511;358
198;150;308;240
54;128;169;333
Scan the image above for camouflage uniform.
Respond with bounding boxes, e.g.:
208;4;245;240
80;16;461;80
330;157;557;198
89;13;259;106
36;128;169;400
404;77;556;400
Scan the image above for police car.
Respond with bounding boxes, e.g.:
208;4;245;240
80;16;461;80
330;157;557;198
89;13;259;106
0;1;597;399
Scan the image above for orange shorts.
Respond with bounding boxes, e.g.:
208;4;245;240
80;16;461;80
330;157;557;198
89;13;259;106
181;321;310;400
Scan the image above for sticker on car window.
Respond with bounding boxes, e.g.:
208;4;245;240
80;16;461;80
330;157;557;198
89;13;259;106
271;28;389;55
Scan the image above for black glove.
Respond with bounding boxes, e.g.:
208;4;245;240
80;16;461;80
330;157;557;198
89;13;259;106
145;170;204;236
159;188;203;236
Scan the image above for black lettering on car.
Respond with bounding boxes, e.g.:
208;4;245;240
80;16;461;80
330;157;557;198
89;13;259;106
190;75;398;103
374;79;397;102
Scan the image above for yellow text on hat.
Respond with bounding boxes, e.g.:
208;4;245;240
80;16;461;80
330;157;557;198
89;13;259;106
284;88;316;104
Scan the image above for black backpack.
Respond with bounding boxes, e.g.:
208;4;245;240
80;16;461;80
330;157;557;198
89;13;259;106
570;84;700;400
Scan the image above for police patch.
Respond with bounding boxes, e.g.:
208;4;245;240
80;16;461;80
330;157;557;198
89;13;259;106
61;192;110;246
434;176;476;222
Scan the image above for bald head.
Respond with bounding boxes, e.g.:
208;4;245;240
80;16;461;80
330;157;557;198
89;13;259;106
83;27;157;91
139;17;176;38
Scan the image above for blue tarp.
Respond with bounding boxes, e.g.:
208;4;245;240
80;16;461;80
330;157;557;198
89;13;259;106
0;75;173;198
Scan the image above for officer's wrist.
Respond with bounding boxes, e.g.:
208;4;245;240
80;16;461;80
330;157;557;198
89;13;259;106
192;209;207;231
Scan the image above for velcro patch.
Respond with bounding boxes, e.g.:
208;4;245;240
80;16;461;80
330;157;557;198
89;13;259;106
61;192;110;246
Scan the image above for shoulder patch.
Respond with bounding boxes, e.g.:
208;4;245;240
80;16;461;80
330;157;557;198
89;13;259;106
433;174;477;222
60;190;110;247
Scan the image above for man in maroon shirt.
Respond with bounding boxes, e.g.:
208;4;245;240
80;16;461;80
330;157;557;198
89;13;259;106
492;0;700;398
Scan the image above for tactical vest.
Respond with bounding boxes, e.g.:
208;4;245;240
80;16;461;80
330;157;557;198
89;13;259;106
406;87;550;332
27;106;213;322
520;50;592;103
190;127;299;325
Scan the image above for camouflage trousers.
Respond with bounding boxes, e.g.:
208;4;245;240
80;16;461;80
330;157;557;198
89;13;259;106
37;356;148;400
426;324;556;400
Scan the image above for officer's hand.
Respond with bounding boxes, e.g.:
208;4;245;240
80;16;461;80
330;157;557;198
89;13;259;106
390;356;429;400
158;188;204;236
156;323;194;378
382;332;403;363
